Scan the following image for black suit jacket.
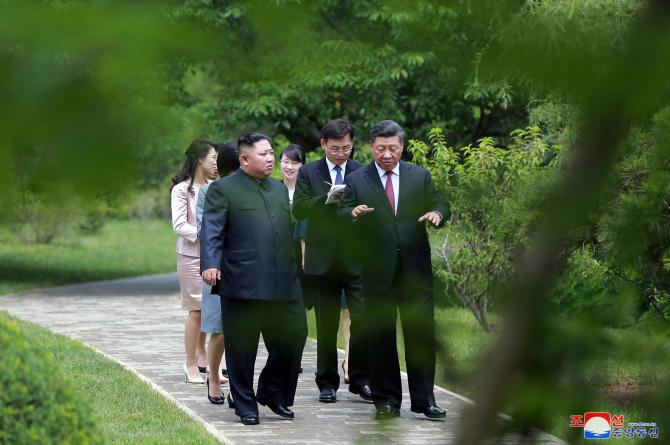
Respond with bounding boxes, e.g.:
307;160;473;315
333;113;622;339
200;169;301;301
292;157;362;275
337;161;450;292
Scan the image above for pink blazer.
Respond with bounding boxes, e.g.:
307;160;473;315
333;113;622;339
171;180;202;257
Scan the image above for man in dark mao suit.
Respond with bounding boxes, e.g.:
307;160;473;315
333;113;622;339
293;119;371;403
200;132;307;425
338;120;450;420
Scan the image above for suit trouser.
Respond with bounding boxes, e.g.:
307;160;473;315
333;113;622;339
364;259;437;411
311;262;368;391
222;297;307;417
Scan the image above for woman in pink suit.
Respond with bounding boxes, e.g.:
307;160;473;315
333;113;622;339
170;139;219;383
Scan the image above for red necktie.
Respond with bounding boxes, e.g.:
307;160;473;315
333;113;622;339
385;171;395;213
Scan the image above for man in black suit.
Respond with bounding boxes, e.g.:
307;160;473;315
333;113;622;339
338;120;450;420
200;132;307;425
293;119;371;403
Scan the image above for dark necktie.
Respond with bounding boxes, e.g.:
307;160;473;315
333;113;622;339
334;165;344;185
385;171;395;213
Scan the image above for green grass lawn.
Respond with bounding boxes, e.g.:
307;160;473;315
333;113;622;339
0;219;222;444
309;305;669;443
0;219;176;296
2;312;220;445
2;218;667;443
306;305;494;395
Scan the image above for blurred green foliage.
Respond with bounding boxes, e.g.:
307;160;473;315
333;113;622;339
2;0;670;442
0;0;210;240
446;0;670;442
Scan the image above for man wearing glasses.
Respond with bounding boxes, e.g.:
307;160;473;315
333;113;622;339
293;118;372;404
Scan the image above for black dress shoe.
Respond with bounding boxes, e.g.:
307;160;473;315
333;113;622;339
411;404;446;419
349;384;374;402
227;394;235;409
298;367;303;374
375;404;400;420
240;414;259;425
266;403;294;419
318;388;337;403
206;378;225;405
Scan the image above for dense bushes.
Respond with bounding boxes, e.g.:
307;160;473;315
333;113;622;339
410;126;561;331
411;106;670;332
9;192;111;244
0;313;102;445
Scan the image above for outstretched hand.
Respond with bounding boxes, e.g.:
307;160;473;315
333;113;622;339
202;268;221;286
352;205;375;219
418;211;442;226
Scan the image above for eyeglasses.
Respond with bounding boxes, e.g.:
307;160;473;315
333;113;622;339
327;146;352;155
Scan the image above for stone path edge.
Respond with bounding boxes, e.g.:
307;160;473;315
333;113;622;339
0;272;179;299
84;342;233;445
1;311;233;445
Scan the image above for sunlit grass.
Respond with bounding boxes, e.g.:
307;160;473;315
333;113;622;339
2;218;667;442
0;219;175;296
309;303;669;442
2;312;220;445
306;304;494;394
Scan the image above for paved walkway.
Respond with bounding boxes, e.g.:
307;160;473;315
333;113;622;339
0;274;562;444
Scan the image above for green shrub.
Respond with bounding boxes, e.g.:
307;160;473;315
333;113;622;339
112;188;171;220
0;313;103;445
9;192;111;244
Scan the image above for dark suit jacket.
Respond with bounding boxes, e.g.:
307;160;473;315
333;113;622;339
337;161;450;292
200;169;301;301
292;157;362;276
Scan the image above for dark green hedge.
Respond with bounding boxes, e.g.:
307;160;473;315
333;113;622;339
0;312;102;445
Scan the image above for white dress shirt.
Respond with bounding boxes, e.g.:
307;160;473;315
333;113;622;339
375;162;400;214
325;157;348;185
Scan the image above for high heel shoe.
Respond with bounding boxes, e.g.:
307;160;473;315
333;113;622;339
342;361;349;384
218;370;229;385
206;377;225;405
227;393;236;409
183;363;205;384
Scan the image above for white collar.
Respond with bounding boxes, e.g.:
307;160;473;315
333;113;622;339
375;161;400;178
325;157;347;172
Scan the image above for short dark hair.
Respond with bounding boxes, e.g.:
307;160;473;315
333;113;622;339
369;120;404;144
320;118;354;142
216;141;240;176
238;131;270;151
280;144;306;165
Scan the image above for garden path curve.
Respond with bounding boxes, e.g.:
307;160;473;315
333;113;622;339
0;274;564;445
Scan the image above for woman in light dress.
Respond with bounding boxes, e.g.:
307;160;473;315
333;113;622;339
170;139;219;384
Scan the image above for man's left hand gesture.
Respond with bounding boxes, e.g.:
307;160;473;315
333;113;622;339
418;211;442;226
